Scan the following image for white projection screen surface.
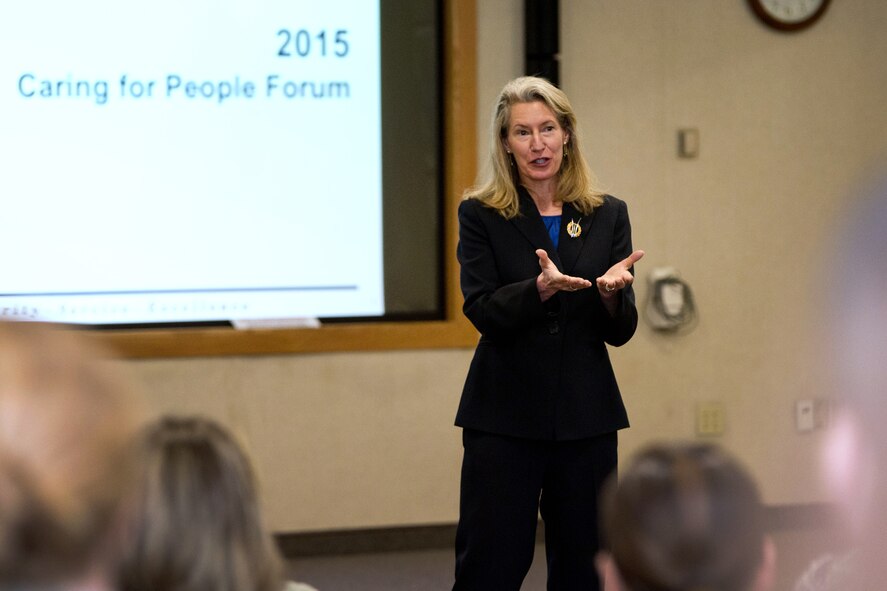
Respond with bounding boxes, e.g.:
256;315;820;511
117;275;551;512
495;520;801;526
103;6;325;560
0;0;441;327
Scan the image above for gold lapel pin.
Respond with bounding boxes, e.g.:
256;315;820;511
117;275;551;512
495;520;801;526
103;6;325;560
567;218;582;238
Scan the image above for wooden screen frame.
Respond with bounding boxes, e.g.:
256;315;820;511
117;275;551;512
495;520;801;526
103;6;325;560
93;0;478;358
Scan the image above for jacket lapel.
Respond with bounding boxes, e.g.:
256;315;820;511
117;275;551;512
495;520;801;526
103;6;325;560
511;187;564;268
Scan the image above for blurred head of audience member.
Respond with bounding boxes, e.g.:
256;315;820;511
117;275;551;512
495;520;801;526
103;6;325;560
597;442;775;591
116;415;289;591
0;321;143;590
807;175;887;590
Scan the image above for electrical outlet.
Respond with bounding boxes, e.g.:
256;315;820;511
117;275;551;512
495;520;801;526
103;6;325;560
696;402;725;437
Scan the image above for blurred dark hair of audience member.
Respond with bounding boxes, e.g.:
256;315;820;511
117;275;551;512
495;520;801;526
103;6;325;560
0;321;143;590
597;442;775;591
117;415;317;591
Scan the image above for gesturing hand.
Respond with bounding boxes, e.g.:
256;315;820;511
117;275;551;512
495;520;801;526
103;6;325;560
535;249;593;302
595;250;645;297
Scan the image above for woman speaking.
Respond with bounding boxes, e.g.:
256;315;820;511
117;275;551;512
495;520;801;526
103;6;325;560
453;76;644;590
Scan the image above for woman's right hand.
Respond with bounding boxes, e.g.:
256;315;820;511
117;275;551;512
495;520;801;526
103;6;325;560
536;249;592;302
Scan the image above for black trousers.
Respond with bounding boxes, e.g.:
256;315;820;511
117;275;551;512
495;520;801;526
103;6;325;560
453;429;617;591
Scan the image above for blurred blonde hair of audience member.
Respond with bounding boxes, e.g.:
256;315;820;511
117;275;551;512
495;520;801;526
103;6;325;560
597;442;776;591
117;415;317;591
0;321;143;590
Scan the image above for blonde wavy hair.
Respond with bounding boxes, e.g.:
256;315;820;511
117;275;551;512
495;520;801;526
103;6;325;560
117;415;284;591
464;76;604;219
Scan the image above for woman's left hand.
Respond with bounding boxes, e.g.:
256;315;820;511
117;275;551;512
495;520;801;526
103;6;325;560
596;250;645;297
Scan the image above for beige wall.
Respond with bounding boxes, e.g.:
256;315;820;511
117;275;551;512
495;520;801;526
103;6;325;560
124;350;469;531
124;0;887;532
559;0;887;505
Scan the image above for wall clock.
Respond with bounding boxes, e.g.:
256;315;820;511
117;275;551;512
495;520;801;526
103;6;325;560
748;0;832;32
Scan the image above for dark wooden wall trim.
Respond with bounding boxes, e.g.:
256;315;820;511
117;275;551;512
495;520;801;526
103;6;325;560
276;503;839;557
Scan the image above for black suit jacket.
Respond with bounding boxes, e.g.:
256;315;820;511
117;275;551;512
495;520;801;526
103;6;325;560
455;188;637;441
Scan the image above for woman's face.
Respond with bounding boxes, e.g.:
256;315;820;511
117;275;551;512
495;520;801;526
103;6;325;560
503;100;569;187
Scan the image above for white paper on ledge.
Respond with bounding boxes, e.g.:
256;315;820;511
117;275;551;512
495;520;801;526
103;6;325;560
230;317;322;330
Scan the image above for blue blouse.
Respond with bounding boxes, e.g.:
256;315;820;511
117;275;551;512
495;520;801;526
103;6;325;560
541;214;561;249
